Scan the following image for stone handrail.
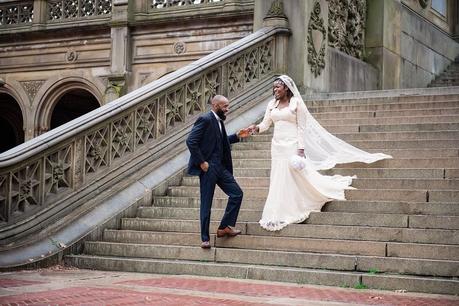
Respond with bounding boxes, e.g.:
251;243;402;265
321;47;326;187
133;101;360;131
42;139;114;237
0;25;289;241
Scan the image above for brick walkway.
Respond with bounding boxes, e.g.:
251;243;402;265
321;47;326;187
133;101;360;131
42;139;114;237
0;267;458;305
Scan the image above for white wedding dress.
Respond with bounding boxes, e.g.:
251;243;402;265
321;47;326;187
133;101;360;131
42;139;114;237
257;75;392;231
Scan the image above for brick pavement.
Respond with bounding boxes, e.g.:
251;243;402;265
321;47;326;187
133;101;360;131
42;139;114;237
0;267;457;305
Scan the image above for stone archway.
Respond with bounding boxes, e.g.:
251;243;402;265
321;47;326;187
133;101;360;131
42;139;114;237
50;88;99;130
0;93;24;153
35;78;103;135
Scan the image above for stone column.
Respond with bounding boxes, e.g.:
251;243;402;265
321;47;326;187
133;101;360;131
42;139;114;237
254;0;329;93
365;0;402;89
452;0;459;42
31;0;47;30
105;0;132;103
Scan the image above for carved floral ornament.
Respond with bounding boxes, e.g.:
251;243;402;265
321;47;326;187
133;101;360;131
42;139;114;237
328;0;366;60
307;1;326;77
265;0;287;19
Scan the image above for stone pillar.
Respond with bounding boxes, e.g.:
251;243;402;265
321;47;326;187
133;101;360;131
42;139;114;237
452;0;459;43
365;0;402;89
105;0;132;103
254;0;329;93
31;0;47;30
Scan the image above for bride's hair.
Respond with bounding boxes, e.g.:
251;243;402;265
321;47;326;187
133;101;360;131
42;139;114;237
273;78;293;99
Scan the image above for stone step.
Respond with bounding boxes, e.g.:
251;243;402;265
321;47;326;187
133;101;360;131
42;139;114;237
245;222;459;245
324;200;459;216
120;219;459;245
317;115;459;125
138;207;262;223
142;207;459;230
247;130;459;142
359;122;459;132
102;230;459;261
152;196;267;209
256;122;459;134
313;107;459;120
65;255;459;294
307;212;459;230
231;158;459;169
181;176;459;190
152;196;459;216
233;139;459;150
232;148;459;159
167;186;457;202
308;101;459;113
306;95;459;107
165;186;404;201
82;241;459;277
322;168;448;179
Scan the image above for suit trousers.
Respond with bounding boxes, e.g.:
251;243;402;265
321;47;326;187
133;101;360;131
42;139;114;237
199;162;243;242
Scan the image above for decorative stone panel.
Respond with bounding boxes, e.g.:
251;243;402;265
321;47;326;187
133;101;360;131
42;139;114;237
328;0;366;60
307;1;326;77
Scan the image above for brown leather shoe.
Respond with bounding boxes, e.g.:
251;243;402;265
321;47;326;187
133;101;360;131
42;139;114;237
201;241;211;249
216;226;241;238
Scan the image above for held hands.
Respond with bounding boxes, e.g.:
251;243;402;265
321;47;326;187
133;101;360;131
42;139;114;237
237;127;252;138
237;124;259;138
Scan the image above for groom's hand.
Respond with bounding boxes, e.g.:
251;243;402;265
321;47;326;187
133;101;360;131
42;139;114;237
200;161;209;172
237;128;251;138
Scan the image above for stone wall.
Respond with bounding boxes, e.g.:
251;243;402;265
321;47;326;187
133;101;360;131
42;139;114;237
400;4;459;88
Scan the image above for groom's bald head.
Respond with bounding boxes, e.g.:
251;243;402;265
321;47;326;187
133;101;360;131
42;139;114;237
211;95;229;120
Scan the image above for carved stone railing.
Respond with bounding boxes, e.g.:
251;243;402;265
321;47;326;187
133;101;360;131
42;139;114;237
0;1;33;26
0;25;288;243
151;0;223;9
47;0;112;21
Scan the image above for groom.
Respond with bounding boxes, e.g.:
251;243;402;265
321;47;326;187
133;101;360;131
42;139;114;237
186;95;250;249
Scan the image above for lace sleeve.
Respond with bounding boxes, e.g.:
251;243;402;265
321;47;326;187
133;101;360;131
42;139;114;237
257;100;274;133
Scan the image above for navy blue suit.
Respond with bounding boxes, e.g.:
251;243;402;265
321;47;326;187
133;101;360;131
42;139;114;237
186;111;243;242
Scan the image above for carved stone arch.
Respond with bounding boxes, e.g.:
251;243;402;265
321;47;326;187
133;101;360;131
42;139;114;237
35;77;103;136
0;85;27;152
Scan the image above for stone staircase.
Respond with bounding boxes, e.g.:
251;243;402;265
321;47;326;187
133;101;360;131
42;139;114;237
66;92;459;295
429;57;459;87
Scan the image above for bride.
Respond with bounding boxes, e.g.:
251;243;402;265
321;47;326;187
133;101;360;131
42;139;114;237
248;75;392;231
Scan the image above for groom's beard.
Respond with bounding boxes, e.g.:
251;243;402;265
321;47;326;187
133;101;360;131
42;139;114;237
216;109;226;121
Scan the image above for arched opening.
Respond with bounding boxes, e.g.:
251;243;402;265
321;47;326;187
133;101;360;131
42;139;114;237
0;93;24;153
50;88;99;129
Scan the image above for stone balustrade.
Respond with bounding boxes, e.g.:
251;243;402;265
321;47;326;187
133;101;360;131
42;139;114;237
0;25;288;243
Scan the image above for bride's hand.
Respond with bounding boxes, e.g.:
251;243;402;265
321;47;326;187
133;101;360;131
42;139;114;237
297;149;305;158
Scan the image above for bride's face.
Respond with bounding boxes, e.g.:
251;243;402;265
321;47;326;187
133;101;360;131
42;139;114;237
273;81;288;100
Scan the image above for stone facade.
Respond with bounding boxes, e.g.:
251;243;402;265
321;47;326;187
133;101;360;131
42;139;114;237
0;0;253;150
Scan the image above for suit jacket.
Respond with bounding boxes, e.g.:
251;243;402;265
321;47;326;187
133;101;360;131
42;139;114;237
186;111;239;176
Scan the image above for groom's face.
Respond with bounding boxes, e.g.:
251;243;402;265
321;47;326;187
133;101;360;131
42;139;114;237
214;99;229;121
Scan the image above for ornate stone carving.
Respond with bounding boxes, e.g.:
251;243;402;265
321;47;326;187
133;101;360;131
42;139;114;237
48;0;112;21
419;0;429;9
173;41;186;54
0;2;33;26
20;80;45;104
265;0;287;19
307;1;326;77
328;0;366;60
65;50;78;63
152;0;222;9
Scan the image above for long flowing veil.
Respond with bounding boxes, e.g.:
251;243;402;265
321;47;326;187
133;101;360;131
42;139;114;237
278;75;392;170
